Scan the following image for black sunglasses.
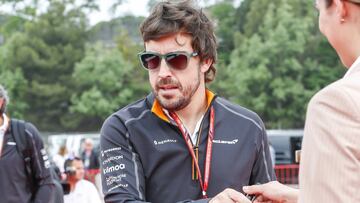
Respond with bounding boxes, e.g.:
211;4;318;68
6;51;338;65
138;51;198;70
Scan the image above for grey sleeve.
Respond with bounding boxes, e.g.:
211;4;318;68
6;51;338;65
249;126;276;184
100;116;149;203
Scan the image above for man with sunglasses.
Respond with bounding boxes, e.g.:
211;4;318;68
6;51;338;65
100;1;275;202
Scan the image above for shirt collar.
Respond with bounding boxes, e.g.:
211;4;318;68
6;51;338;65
344;55;360;78
162;105;205;144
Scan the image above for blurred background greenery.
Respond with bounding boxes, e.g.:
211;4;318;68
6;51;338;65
0;0;344;132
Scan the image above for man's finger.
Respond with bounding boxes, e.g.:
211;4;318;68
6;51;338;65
253;195;269;203
225;189;251;203
243;184;264;195
253;195;265;202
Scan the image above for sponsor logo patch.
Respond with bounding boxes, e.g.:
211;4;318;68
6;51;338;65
101;147;122;157
103;164;126;174
102;155;124;165
108;183;129;192
154;139;177;145
106;174;127;185
213;139;238;144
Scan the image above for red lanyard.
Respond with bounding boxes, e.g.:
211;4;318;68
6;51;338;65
169;106;215;199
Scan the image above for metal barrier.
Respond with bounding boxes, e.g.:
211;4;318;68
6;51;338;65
274;164;299;185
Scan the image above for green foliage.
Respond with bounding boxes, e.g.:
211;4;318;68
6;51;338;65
0;14;26;37
0;44;28;118
234;0;251;33
88;15;144;45
207;1;236;65
1;0;347;132
222;0;344;128
1;1;88;131
70;42;148;131
116;30;149;99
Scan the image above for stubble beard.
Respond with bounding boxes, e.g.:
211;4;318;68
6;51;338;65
154;69;201;112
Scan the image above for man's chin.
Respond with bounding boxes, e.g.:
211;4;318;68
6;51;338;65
158;99;178;111
157;97;190;112
156;97;177;110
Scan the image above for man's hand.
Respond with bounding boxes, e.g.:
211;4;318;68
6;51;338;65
242;181;298;203
209;188;251;203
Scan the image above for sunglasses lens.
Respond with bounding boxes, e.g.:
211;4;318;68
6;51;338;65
140;53;160;70
166;53;188;70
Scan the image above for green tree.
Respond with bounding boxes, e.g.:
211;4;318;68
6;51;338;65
0;14;26;37
88;15;144;46
116;30;149;98
207;1;236;65
2;0;88;131
70;42;146;131
234;0;251;33
0;43;28;118
224;0;344;128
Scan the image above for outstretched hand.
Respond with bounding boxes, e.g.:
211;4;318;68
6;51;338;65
242;181;298;203
209;188;251;203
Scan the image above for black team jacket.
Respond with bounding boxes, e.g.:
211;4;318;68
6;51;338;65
100;90;276;203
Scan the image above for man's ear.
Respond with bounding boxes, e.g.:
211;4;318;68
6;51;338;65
200;58;213;73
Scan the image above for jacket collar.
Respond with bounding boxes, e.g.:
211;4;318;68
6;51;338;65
150;89;216;123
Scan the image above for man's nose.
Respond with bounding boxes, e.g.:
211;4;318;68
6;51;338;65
157;59;172;78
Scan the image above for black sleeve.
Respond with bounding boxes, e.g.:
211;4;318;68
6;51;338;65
26;122;55;203
100;116;149;203
249;124;277;185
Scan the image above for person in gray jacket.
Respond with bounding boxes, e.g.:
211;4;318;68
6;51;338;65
100;1;276;203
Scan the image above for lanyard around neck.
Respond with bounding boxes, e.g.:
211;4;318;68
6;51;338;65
169;106;215;198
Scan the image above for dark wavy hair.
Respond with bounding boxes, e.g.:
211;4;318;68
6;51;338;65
140;0;218;83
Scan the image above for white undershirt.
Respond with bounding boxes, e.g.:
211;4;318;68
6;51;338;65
189;115;204;144
163;109;204;144
0;113;9;153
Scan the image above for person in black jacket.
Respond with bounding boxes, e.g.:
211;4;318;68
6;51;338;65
0;84;55;203
100;1;276;203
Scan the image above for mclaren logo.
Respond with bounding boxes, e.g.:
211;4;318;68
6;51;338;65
213;139;238;144
154;139;177;145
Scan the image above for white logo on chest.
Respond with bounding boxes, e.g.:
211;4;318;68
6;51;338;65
154;139;177;145
213;139;238;144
